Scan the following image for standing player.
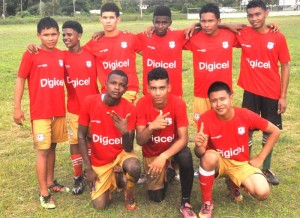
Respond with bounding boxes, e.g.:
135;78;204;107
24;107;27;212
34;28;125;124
184;3;239;124
237;0;290;185
62;20;99;195
13;17;69;209
136;68;196;218
137;6;188;97
83;2;141;103
194;82;280;218
78;70;141;210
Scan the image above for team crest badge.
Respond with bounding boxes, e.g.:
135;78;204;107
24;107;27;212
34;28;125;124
121;42;127;48
222;41;229;49
169;41;175;48
37;133;45;142
165;117;173;125
59;59;64;67
267;42;274;49
86;61;92;68
237;127;245;135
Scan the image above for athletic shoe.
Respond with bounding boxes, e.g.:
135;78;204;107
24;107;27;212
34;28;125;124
124;190;138;210
174;173;180;182
39;194;55;209
72;176;85;195
198;201;213;218
225;178;243;203
194;170;199;178
48;180;70;193
137;173;147;184
180;203;197;218
263;169;280;185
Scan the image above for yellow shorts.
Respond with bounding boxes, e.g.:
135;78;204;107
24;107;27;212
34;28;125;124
32;117;68;150
208;150;262;186
193;97;211;124
67;113;79;145
91;150;138;200
143;156;174;191
122;90;137;104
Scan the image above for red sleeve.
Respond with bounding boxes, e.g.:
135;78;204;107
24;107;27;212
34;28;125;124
175;98;188;127
78;95;92;126
132;33;142;53
136;97;148;126
278;33;291;63
82;39;94;54
18;51;33;78
127;104;137;131
245;109;268;131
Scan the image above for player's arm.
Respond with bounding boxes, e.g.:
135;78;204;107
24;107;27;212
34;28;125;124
194;122;209;158
13;77;26;125
250;122;280;168
78;124;97;191
278;62;290;114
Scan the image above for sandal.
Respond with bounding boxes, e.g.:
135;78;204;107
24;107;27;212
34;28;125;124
48;180;70;193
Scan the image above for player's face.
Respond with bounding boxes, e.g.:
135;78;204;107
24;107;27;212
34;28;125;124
209;90;234;120
148;79;170;107
153;16;172;36
106;74;127;100
100;12;120;32
247;7;268;31
62;28;81;50
38;28;59;51
200;12;220;36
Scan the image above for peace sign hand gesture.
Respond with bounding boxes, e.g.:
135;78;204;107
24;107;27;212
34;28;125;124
107;110;131;135
148;110;170;131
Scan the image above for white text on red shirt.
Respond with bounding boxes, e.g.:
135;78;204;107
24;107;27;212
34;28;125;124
93;134;122;146
246;58;271;69
40;78;64;88
199;61;229;72
66;76;90;88
216;145;245;159
151;134;174;144
103;59;129;70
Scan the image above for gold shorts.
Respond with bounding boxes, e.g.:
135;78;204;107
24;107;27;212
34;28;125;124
32;117;68;150
207;150;262;186
91;150;138;200
67;113;79;145
193;97;211;124
122;90;137;104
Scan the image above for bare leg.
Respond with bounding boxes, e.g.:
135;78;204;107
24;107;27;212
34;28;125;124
92;190;110;210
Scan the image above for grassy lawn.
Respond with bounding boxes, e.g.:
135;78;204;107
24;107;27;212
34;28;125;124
0;15;299;217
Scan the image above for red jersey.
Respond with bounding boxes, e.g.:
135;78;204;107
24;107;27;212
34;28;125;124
137;29;188;97
64;50;99;115
83;31;141;93
78;94;136;166
136;94;188;158
237;26;291;99
184;29;238;98
198;107;268;162
18;48;65;120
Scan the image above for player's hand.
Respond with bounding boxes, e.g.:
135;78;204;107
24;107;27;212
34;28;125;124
144;26;155;37
277;97;287;114
147;154;167;178
13;108;25;125
107;110;130;135
249;156;264;168
27;43;40;54
148;110;170;130
195;122;208;148
268;22;280;32
92;31;104;41
85;168;98;192
184;22;201;39
227;23;246;34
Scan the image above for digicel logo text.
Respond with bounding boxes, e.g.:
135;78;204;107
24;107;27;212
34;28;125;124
216;145;245;158
103;59;129;70
199;61;229;72
40;78;64;88
246;58;270;69
93;134;122;146
66;77;90;88
151;134;174;144
147;59;176;69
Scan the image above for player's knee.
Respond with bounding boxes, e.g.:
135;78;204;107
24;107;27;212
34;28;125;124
123;158;141;181
92;198;109;210
176;147;193;168
255;186;270;201
200;151;218;168
148;189;165;202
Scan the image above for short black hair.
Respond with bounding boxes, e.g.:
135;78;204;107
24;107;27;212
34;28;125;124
207;81;231;97
247;0;267;11
147;67;169;84
108;70;128;85
153;6;171;18
62;20;83;34
37;17;59;34
101;2;120;17
199;3;220;19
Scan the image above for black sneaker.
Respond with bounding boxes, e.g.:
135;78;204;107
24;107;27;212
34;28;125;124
72;176;85;195
263;169;280;185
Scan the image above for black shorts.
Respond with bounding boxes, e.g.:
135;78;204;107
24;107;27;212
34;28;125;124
242;91;282;130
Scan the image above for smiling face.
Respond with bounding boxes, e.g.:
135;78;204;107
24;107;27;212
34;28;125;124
62;28;81;50
38;28;59;51
153;16;172;36
247;7;268;31
209;90;234;120
200;12;220;36
148;79;170;108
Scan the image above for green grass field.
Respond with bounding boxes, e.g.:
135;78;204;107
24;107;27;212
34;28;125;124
0;16;299;217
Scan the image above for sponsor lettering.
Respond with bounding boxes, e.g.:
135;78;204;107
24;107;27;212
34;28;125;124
246;58;271;69
103;59;129;70
66;76;90;88
147;59;176;69
40;78;64;88
93;134;122;146
216;145;245;158
151;134;174;144
199;61;229;72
